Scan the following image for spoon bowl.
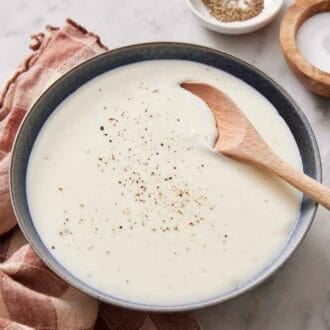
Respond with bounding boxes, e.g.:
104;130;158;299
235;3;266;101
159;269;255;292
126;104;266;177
181;82;330;209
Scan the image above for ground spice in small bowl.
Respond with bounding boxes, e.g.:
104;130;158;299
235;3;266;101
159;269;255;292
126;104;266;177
202;0;264;22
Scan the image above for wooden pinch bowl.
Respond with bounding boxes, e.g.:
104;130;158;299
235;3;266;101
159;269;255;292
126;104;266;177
280;0;330;98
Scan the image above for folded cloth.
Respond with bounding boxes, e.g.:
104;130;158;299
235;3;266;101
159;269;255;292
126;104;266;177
0;19;201;330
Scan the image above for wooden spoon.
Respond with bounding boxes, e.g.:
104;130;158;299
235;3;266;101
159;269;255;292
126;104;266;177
181;82;330;209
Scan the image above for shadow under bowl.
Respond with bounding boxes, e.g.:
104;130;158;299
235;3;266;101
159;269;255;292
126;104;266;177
10;42;321;312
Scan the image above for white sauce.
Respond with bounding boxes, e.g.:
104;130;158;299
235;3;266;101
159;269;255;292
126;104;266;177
297;13;330;73
27;60;302;306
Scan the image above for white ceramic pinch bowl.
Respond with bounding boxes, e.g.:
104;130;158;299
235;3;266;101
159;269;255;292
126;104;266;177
186;0;284;35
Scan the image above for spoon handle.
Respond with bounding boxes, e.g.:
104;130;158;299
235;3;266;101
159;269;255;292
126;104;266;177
267;158;330;210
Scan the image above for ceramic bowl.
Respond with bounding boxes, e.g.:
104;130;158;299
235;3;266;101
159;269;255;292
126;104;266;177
186;0;284;35
10;42;321;312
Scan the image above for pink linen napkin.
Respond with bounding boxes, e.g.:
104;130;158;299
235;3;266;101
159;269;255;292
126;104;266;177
0;19;201;330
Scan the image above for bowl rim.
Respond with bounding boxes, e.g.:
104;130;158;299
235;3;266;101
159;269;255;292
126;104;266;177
186;0;284;32
10;41;321;312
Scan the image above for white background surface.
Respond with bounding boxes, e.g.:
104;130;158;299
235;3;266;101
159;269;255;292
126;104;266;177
1;1;330;329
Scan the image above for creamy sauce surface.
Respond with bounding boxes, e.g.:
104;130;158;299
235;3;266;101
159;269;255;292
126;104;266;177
27;60;302;305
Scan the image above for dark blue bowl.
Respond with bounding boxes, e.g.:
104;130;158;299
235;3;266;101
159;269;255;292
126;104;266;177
10;42;321;312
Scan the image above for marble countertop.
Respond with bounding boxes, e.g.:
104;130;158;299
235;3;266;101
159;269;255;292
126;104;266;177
1;1;329;329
